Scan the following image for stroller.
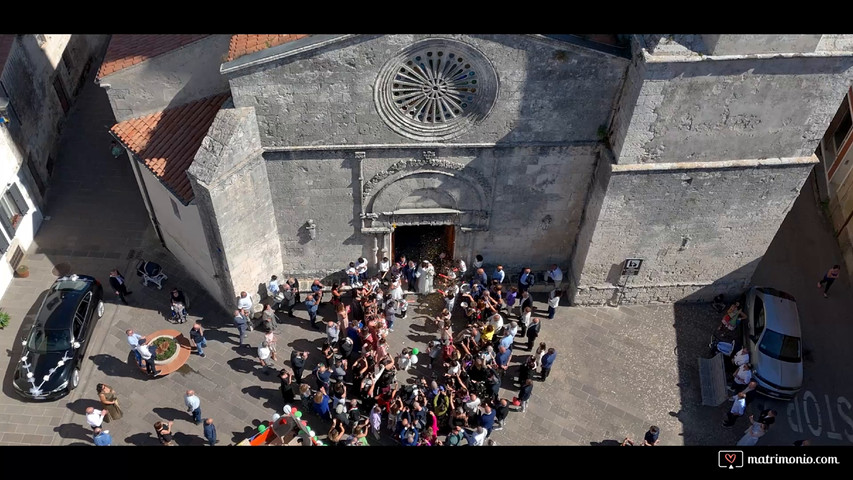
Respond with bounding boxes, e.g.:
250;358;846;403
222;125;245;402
170;302;188;324
136;260;168;289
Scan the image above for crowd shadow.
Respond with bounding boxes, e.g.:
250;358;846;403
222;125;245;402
589;439;622;446
173;431;205;446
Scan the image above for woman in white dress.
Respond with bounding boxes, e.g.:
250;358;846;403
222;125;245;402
416;261;436;294
736;416;767;446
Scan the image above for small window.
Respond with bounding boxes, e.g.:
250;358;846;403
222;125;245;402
833;108;852;151
26;157;46;196
754;296;766;335
0;186;27;234
170;198;181;220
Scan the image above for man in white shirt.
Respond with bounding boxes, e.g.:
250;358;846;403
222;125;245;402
136;343;160;376
723;392;747;427
237;292;254;331
268;275;280;295
730;363;752;391
356;258;369;283
379;257;390;281
466;426;488;446
258;341;274;374
487;313;504;333
732;347;750;367
85;407;107;430
547;265;563;285
126;329;146;367
464;393;481;416
547;289;561;319
184;390;202;425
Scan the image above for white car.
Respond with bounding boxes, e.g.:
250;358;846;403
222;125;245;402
743;287;804;400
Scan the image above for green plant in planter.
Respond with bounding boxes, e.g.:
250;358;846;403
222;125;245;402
0;310;9;329
153;337;178;361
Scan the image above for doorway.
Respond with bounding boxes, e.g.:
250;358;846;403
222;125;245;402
392;225;455;267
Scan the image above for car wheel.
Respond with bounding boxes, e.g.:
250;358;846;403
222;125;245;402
96;300;105;318
69;368;80;391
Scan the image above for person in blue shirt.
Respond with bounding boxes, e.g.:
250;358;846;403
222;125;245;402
305;293;320;330
492;265;505;284
203;418;217;446
312;388;332;420
541;348;557;381
479;403;497;435
400;422;419;446
92;427;111;446
496;345;512;375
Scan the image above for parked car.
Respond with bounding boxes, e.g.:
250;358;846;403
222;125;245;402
742;286;803;400
12;274;104;400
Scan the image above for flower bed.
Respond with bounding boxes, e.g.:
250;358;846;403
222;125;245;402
151;336;178;364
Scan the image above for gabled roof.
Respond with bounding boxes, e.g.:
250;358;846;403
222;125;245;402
227;34;310;62
111;94;230;204
0;35;15;75
97;34;210;79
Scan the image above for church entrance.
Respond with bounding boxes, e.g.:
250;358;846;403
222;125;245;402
392;225;455;268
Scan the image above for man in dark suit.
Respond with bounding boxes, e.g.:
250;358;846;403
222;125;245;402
108;269;132;305
526;317;541;350
518;267;535;293
290;350;307;381
280;284;296;317
519;291;533;318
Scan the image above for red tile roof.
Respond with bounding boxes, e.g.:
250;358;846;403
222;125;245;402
97;35;210;79
0;35;15;74
111;94;230;203
227;34;310;62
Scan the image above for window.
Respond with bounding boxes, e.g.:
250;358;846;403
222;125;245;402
833;108;852;152
753;296;765;337
0;184;30;235
73;292;91;337
53;76;69;114
758;329;801;363
26;156;46;196
170;198;181;220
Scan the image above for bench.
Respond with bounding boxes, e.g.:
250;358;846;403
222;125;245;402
698;352;729;407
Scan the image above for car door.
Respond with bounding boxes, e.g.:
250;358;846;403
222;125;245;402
73;292;92;352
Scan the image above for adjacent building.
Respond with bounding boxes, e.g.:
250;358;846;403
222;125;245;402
100;34;853;310
0;34;107;298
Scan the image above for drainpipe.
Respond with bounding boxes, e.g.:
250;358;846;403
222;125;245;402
109;131;166;248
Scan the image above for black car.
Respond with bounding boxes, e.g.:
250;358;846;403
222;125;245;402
12;274;104;400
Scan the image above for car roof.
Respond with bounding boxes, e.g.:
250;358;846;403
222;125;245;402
755;287;801;337
35;275;95;329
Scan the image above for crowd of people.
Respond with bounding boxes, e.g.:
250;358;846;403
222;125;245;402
250;254;562;446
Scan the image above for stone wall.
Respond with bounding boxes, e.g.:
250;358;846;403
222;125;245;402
102;35;231;123
189;106;282;309
227;34;629;147
701;35;823;55
1;34;108;206
265;144;598;280
616;54;853;165
574;158;815;305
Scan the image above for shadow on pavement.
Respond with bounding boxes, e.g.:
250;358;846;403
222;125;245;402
54;423;94;443
88;353;143;379
65;398;102;415
241;385;280;410
152;407;188;422
124;432;158;446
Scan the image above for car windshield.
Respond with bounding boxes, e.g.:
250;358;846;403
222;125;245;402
53;278;90;292
26;327;72;353
758;329;801;363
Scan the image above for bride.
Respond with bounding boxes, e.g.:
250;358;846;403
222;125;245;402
416;261;436;295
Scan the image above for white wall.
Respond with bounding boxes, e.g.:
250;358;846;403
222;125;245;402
0;125;43;297
136;165;219;295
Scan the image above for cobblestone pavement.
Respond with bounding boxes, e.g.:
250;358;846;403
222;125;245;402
0;60;849;447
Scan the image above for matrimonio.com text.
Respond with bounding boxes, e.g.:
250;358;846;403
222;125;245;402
747;454;840;465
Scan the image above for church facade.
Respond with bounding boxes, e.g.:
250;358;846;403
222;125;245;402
102;34;853;310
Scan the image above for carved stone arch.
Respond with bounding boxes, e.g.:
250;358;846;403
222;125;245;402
363;158;490;213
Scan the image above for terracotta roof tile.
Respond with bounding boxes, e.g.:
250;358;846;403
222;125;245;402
227;34;310;62
111;94;230;203
0;35;15;75
97;35;210;79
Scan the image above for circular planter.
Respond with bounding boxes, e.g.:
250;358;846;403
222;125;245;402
149;335;180;365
